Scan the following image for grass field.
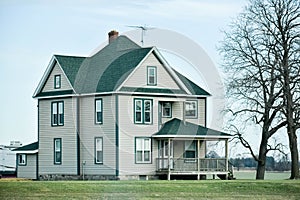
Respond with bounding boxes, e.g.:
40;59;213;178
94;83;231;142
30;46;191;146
1;179;300;199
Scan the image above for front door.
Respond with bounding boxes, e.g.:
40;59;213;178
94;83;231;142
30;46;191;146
158;140;173;169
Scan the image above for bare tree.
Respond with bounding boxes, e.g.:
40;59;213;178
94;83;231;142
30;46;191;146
264;0;300;179
219;0;294;179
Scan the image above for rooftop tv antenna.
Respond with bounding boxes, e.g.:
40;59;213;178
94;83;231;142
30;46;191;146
127;25;155;46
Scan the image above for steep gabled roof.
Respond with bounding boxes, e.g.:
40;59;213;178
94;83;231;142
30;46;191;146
153;118;231;138
55;55;86;86
33;35;210;97
175;71;210;96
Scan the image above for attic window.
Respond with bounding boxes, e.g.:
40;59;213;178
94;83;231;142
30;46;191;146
147;66;157;85
54;75;61;89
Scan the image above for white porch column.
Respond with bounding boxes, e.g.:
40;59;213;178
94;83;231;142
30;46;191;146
225;139;229;172
167;138;171;181
197;139;200;180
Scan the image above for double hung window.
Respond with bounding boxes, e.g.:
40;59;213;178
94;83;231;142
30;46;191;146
54;75;61;89
54;138;62;164
95;99;103;124
147;66;157;85
136;138;151;163
95;137;103;164
52;101;64;126
18;154;26;166
134;99;152;124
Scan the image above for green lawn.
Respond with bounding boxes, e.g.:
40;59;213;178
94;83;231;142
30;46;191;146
0;179;300;200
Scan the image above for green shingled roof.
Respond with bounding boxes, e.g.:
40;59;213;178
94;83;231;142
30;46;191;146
35;35;210;97
13;142;38;151
175;71;210;96
153;118;231;137
55;55;86;86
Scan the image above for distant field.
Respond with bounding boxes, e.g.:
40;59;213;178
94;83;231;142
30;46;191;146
234;170;290;180
0;179;300;200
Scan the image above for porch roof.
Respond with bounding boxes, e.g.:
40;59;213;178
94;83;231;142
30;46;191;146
153;118;231;139
12;142;38;154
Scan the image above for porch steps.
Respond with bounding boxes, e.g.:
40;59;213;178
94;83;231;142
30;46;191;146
217;173;236;180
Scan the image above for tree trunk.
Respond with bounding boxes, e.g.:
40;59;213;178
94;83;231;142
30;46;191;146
288;127;300;179
256;136;268;180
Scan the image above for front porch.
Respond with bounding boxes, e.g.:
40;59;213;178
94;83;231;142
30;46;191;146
152;118;233;180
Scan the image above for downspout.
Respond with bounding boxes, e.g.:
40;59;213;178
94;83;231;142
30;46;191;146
115;94;119;178
76;96;81;176
182;101;186;125
37;101;39;180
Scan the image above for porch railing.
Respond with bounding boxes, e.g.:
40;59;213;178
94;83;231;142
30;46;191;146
156;158;227;172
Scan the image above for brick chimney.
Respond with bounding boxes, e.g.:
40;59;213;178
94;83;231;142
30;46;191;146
108;30;119;43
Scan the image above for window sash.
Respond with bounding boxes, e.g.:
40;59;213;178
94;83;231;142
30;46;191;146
185;101;197;118
147;67;156;85
54;138;62;164
95;138;103;164
134;99;152;124
134;100;143;123
136;138;151;163
95;99;103;124
54;75;61;89
52;102;64;126
184;141;197;159
18;154;26;165
144;100;152;124
162;102;172;117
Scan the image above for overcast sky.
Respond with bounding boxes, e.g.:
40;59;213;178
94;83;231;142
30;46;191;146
0;0;248;146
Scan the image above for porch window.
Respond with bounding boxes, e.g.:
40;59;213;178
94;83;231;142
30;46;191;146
135;138;151;163
54;75;61;89
54;138;62;164
162;102;172;118
95;99;103;124
52;101;64;126
95;137;103;164
147;66;157;85
185;100;197;118
134;99;152;124
18;154;26;166
184;141;197;159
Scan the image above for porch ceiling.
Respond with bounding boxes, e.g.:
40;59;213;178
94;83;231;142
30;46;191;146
153;118;231;139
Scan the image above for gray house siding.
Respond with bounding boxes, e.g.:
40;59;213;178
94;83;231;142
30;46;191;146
79;95;116;176
41;62;73;93
118;95;159;178
161;98;206;127
122;53;181;90
38;98;78;176
17;153;37;179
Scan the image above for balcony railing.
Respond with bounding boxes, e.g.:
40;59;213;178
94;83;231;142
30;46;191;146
156;158;227;172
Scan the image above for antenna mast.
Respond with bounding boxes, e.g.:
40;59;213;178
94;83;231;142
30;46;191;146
127;25;154;46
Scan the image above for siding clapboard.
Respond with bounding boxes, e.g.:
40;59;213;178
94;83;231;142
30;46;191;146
79;95;116;175
122;53;181;90
17;154;37;179
42;63;73;93
38;98;78;175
